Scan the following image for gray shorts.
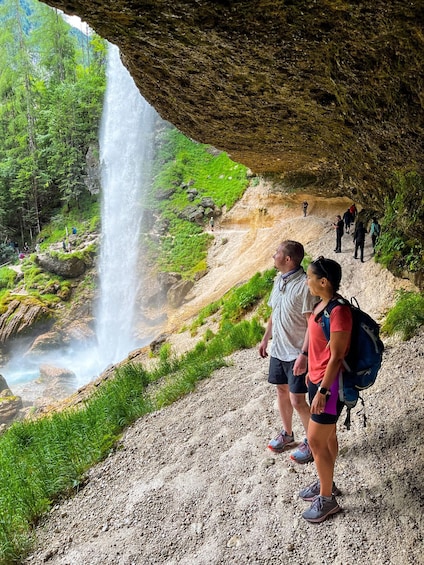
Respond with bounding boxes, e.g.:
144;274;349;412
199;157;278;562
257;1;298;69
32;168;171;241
268;356;307;394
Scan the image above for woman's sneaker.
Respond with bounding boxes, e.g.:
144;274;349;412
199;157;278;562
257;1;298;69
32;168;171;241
290;438;313;464
299;480;342;501
268;430;295;453
302;495;341;523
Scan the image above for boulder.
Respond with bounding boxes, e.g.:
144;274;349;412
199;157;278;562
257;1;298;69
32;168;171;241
149;333;169;354
155;188;176;201
0;299;51;344
167;279;194;308
157;272;182;292
0;374;23;425
61;320;96;345
38;365;77;400
28;331;63;354
38;364;77;382
0;392;23;425
36;253;86;278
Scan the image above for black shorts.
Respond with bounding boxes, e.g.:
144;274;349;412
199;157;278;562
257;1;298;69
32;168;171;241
308;381;345;425
268;356;307;394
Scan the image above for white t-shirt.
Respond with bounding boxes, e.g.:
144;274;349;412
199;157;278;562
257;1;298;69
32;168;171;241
268;269;317;362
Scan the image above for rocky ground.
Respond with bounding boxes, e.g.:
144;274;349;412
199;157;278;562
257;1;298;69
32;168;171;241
24;188;423;565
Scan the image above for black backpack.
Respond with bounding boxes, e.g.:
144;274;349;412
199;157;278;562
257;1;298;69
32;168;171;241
316;297;384;429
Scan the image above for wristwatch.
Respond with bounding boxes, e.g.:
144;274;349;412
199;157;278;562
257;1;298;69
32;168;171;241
318;385;331;397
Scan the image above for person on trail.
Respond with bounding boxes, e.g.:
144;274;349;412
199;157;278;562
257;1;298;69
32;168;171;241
353;221;366;262
298;256;352;523
342;209;353;234
302;201;309;217
370;218;381;252
259;240;317;464
349;203;357;220
333;215;344;253
209;216;214;231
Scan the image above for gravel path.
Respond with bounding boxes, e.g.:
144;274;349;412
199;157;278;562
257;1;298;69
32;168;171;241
24;192;424;565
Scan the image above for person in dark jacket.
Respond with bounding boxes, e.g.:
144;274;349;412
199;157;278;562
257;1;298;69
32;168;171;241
333;215;344;253
353;221;366;262
342;209;353;234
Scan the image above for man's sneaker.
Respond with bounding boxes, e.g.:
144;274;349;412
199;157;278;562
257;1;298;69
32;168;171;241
290;438;314;464
299;480;342;501
302;495;341;523
268;430;295;453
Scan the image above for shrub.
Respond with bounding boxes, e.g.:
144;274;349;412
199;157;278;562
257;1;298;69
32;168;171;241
381;290;424;340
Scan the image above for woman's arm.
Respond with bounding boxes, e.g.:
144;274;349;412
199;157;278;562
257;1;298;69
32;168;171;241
310;330;350;414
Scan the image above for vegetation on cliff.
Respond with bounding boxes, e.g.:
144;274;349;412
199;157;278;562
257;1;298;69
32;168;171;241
145;123;250;277
0;0;106;246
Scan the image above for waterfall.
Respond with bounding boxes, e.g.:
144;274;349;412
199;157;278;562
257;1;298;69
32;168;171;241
95;43;156;367
1;43;159;398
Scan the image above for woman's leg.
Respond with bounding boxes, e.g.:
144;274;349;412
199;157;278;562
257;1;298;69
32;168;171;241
307;420;338;497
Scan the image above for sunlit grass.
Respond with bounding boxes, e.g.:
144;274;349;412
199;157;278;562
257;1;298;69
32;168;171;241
148;126;251;276
381;289;424;340
0;300;266;563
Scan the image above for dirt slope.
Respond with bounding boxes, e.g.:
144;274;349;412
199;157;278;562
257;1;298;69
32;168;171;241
24;186;424;565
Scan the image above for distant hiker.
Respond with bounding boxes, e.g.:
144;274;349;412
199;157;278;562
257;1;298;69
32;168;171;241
62;239;67;252
72;227;77;235
209;216;214;231
349;203;357;220
333;215;344;253
353;221;366;262
259;240;317;465
370;218;381;252
342;209;353;234
302;201;309;217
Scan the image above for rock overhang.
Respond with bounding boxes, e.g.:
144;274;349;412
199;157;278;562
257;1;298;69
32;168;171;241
41;0;424;208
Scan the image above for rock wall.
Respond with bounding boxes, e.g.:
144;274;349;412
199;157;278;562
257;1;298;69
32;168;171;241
43;0;423;210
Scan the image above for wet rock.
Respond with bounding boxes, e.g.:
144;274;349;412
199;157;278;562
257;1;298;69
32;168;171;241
149;333;169;354
38;365;77;383
167;279;194;308
0;374;23;425
28;331;63;354
0;299;51;343
157;272;182;292
61;321;96;346
38;365;77;400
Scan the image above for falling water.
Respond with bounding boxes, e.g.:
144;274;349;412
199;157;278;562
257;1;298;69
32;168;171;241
95;43;156;367
2;43;158;398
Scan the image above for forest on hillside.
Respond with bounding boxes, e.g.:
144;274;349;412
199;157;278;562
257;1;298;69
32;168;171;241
0;0;106;259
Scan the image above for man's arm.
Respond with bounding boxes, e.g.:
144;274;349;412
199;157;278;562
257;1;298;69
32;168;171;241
259;316;272;358
293;313;311;375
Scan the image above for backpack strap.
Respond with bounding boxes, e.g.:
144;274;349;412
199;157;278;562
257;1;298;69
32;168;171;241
314;297;349;340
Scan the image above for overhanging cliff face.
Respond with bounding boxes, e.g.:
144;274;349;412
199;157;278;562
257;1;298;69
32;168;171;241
43;1;423;209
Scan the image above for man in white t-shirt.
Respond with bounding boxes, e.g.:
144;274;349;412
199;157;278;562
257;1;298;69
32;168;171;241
259;240;317;464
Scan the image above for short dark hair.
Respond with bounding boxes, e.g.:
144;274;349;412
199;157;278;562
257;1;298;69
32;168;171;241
281;240;305;266
310;256;342;292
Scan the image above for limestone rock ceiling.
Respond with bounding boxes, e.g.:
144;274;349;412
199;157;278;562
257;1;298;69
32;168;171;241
43;0;424;208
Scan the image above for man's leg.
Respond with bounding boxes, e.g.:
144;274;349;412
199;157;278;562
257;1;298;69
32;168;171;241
276;384;293;435
290;392;310;434
287;364;313;464
268;358;296;452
